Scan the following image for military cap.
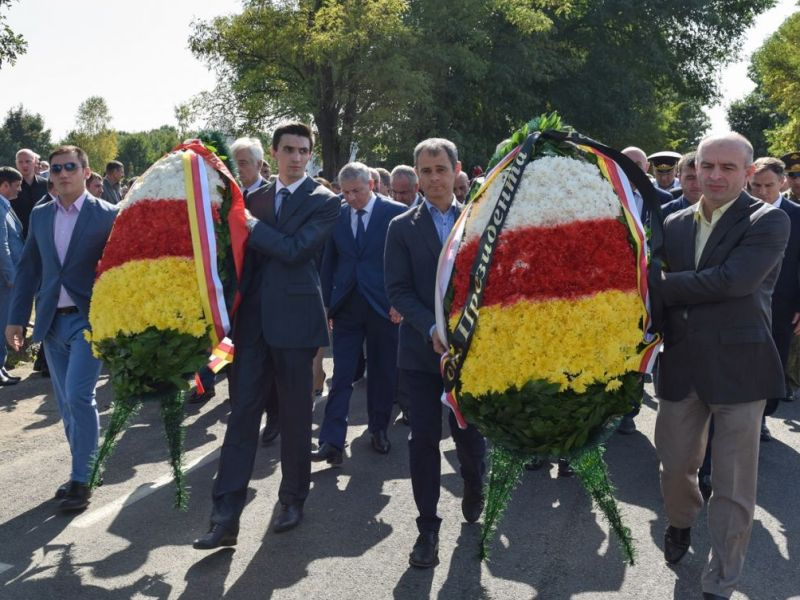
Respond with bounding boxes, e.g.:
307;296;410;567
781;151;800;174
647;151;681;172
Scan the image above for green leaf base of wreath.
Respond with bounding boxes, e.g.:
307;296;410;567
459;371;643;458
479;444;635;566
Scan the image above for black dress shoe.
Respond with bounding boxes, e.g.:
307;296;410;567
0;372;19;386
617;414;636;435
193;523;238;549
59;481;91;512
462;484;484;523
55;481;72;499
664;525;691;564
261;417;280;445
1;368;21;382
760;422;772;442
187;386;215;404
409;532;439;568
311;442;343;465
557;459;574;478
370;430;391;454
273;503;303;533
702;593;727;600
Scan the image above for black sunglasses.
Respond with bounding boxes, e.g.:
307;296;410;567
50;162;80;174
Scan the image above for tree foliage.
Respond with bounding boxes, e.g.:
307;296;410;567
117;126;181;176
64;96;117;173
750;10;800;154
0;105;51;164
727;90;786;158
0;0;26;70
191;0;775;174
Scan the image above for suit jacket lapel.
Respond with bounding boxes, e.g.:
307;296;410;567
278;177;314;225
40;202;59;266
697;193;751;270
414;203;442;260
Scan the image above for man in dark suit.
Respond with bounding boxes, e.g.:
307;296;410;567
650;133;789;600
662;152;702;218
6;146;118;512
313;162;406;463
194;122;339;549
385;138;486;569
14;148;48;238
749;156;800;439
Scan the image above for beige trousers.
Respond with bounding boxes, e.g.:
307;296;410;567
655;391;765;599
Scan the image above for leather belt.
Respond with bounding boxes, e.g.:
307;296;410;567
55;306;79;315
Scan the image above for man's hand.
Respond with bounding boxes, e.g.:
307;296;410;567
5;325;23;352
389;307;402;324
432;329;447;354
792;312;800;336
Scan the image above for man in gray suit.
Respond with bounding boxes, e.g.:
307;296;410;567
0;167;25;384
650;133;790;600
6;146;118;512
194;122;339;549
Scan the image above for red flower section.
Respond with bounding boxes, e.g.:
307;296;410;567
450;218;637;314
97;200;193;276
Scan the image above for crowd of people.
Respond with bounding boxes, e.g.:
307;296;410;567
1;125;799;600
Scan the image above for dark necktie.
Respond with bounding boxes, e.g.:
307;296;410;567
275;188;290;220
356;209;366;251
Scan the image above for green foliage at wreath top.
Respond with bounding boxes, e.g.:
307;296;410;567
459;371;643;458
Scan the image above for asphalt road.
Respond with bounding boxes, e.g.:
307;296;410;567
1;358;798;600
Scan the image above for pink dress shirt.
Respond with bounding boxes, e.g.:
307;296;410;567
54;194;85;308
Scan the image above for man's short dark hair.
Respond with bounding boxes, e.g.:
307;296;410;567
50;145;89;168
105;160;124;174
272;122;314;152
677;151;696;175
0;166;23;185
414;138;458;169
753;156;785;177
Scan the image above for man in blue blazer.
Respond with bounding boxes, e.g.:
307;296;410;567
313;162;406;463
385;138;486;569
6;146;118;511
194;122;340;550
749;156;800;438
0;167;25;384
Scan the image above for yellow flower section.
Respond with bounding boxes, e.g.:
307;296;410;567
451;290;644;396
90;257;208;342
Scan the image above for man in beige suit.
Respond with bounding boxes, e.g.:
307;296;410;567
649;132;790;600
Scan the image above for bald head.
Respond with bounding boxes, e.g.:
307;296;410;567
454;171;470;203
622;146;648;174
696;132;753;168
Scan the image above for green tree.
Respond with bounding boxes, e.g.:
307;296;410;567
64;96;117;172
190;0;434;176
0;0;26;69
727;90;786;158
0;105;51;164
750;11;800;154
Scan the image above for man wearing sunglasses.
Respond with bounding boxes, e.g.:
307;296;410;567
5;146;118;512
781;152;800;203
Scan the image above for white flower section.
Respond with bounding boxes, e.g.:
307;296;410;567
121;151;224;209
464;155;621;242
